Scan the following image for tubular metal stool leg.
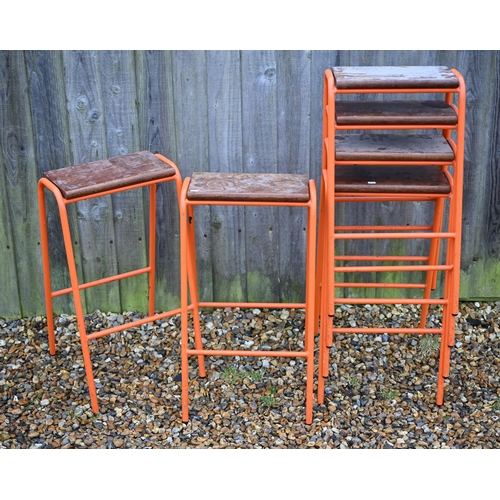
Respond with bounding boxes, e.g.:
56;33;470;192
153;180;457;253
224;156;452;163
37;151;201;413
180;172;317;424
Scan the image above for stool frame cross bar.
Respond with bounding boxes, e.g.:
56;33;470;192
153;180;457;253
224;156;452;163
180;173;317;424
316;66;466;407
38;152;194;414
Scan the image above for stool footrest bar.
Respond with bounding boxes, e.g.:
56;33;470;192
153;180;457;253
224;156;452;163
330;327;442;334
333;264;452;272
334;297;448;305
186;349;309;358
52;267;151;297
198;301;306;309
86;306;190;340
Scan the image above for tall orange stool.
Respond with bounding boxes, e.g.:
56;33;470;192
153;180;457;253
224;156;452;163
316;67;466;405
38;151;196;413
179;173;317;424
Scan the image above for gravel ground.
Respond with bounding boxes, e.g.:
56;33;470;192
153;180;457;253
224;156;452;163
1;301;499;450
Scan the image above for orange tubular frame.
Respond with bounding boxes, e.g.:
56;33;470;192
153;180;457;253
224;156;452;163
316;68;466;406
180;178;317;424
38;154;186;414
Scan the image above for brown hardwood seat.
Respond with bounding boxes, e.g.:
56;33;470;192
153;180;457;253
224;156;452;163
43;150;176;200
335;133;455;162
335;100;458;126
187;172;310;202
335;165;451;194
332;66;460;89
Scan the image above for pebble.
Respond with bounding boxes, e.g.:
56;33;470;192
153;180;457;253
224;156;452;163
0;302;499;448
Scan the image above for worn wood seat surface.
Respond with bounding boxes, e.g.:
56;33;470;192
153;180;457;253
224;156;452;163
335;165;451;194
43;151;176;200
335;100;458;126
335;133;455;162
187;172;310;202
332;66;460;89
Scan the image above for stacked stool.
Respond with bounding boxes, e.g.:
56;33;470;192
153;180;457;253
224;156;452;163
315;66;466;405
37;151;193;413
179;172;317;424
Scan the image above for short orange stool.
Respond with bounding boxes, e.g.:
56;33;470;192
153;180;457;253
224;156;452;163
38;151;191;413
179;172;317;424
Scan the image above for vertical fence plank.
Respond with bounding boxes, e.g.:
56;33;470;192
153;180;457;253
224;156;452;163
62;50;120;313
171;50;213;302
0;50;43;316
241;50;279;303
276;50;312;302
133;51;178;309
0;52;22;317
24;50;78;314
135;50;181;311
97;50;148;313
458;51;500;297
206;50;247;302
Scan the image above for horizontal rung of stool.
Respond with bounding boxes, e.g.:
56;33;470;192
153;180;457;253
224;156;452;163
38;151;182;414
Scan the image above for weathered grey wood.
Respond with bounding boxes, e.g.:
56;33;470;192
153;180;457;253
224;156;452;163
62;50;120;313
0;51;43;316
241;51;280;303
459;50;500;297
2;50;500;316
188;172;309;202
24;50;77;314
206;50;247;303
0;52;21;316
171;50;213;303
135;51;180;311
277;50;311;302
98;51;149;313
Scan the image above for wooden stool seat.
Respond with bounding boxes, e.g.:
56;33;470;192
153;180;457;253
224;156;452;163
336;100;458;126
335;165;451;194
335;133;455;162
43;150;176;200
187;172;310;202
332;66;460;89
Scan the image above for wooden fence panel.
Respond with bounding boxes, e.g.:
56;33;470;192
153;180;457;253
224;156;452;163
0;50;499;316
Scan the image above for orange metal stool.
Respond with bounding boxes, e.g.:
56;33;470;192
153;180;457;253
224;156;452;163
315;66;466;406
179;172;317;424
38;151;192;413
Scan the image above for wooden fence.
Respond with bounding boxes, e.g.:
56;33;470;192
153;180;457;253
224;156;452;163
1;50;499;317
